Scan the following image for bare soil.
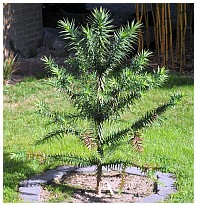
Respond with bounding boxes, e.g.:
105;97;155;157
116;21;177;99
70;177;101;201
40;171;155;203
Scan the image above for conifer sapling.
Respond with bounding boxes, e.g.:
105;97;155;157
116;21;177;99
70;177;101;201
28;7;182;195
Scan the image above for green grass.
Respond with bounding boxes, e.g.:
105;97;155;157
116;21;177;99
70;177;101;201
3;74;194;203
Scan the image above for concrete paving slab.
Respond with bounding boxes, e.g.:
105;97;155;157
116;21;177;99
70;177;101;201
137;193;163;203
19;165;177;203
19;185;41;202
125;166;146;176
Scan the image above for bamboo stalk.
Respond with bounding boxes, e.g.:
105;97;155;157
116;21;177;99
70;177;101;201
151;4;157;52
183;3;187;66
140;4;144;51
161;3;165;66
176;4;180;62
144;4;150;49
164;4;169;66
165;4;168;67
157;4;161;64
180;3;183;73
156;4;160;62
168;3;174;69
135;4;141;52
188;4;194;55
135;3;139;22
140;4;144;23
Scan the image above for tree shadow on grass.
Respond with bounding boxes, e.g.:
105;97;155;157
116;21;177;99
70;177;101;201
163;73;194;89
3;152;37;190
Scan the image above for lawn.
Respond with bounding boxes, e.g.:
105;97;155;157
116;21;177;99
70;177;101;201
3;73;194;203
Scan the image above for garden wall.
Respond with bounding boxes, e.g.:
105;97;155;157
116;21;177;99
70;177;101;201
3;3;43;58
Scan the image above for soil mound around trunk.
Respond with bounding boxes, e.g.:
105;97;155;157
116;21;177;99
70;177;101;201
41;171;155;203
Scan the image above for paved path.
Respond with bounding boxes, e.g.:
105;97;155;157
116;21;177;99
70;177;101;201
19;165;177;203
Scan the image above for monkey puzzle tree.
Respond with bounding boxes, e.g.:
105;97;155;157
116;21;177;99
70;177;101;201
34;7;182;195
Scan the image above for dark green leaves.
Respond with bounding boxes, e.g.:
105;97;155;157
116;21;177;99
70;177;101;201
58;18;81;51
108;21;141;69
87;7;113;44
130;50;152;73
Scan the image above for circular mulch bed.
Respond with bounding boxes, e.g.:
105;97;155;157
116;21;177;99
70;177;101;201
40;171;155;203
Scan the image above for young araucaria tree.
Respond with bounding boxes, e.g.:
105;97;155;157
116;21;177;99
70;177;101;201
34;7;182;195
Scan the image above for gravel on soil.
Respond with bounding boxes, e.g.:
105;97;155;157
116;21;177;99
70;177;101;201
40;171;155;203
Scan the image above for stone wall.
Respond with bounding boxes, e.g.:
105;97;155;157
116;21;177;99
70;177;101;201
3;3;43;57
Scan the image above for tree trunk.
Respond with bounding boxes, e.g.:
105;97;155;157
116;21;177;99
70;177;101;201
96;164;102;195
96;122;103;195
95;71;104;195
